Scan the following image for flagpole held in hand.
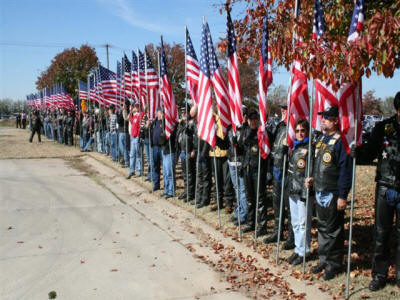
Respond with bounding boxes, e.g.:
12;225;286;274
345;84;360;299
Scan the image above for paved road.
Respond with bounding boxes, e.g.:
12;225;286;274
0;159;247;300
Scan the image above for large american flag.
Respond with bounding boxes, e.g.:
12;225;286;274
205;22;231;136
226;10;243;135
88;74;98;104
145;47;160;120
138;50;147;111
131;51;140;102
160;37;178;139
122;54;132;99
312;0;338;131
98;65;118;107
257;16;272;159
185;27;200;105
338;0;364;153
197;21;217;147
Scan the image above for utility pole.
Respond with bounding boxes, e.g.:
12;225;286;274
105;44;110;69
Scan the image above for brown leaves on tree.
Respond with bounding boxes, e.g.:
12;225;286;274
36;44;98;99
218;0;400;91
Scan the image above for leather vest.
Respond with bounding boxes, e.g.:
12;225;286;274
272;122;286;169
313;133;341;192
288;143;308;198
243;127;262;170
375;117;400;188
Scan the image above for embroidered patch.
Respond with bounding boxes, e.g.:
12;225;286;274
384;123;395;135
322;151;332;164
297;158;306;169
328;139;337;145
316;141;322;149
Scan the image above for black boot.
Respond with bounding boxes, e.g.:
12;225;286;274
282;227;295;250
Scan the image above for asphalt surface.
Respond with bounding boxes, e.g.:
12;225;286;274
0;158;248;300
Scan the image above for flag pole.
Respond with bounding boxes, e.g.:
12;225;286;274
303;78;315;273
203;15;221;228
184;26;190;204
276;0;299;265
345;84;360;299
254;150;261;246
159;38;176;197
145;48;155;193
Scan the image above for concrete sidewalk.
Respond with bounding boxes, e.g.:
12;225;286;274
0;159;248;300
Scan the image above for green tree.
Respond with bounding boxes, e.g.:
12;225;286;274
36;45;98;99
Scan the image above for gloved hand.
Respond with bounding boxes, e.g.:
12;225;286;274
282;145;289;156
350;144;358;158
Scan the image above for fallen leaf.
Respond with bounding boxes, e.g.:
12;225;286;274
110;268;118;272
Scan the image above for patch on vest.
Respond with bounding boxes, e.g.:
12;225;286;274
297;158;306;169
251;145;258;154
385;123;395;136
322;151;332;164
316;141;322;148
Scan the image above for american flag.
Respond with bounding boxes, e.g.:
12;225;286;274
61;84;74;109
226;10;243;135
116;60;123;106
185;27;200;105
197;21;217;147
257;16;272;159
122;54;132;99
145;47;160;120
55;84;62;107
338;0;363;153
348;0;364;43
160;36;178;139
312;0;339;131
205;22;231;136
79;80;88;102
98;65;118;107
131;51;140;102
88;74;97;103
138;50;147;111
288;60;310;149
286;2;310;149
44;87;51;107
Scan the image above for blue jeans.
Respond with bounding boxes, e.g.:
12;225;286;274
162;151;176;196
229;164;247;222
129;137;142;175
57;126;63;144
43;122;48;137
289;195;312;255
144;140;153;180
97;131;103;153
48;123;54;140
119;133;128;166
103;131;109;155
83;137;94;151
110;133;118;161
152;145;162;189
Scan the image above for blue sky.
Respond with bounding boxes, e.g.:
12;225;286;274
0;0;398;102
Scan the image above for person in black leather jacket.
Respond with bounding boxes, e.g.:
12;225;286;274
355;92;400;291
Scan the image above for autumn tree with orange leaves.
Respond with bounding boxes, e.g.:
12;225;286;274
36;45;98;99
217;0;400;91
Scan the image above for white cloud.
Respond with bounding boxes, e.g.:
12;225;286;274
95;0;180;34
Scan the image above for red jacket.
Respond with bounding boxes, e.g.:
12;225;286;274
128;112;143;138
